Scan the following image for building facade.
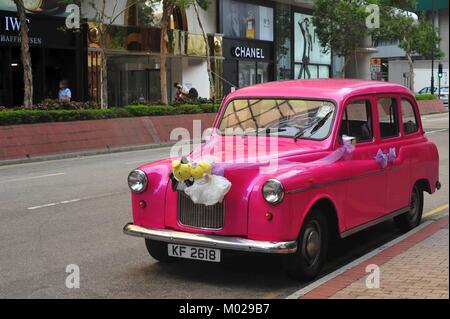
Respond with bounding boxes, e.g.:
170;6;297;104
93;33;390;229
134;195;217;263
0;0;334;107
372;0;449;92
84;0;333;106
218;0;332;96
0;1;87;107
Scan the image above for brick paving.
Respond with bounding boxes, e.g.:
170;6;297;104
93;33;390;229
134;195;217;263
300;216;449;299
331;227;449;299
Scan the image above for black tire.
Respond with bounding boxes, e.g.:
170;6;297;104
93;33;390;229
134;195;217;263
394;185;424;232
283;210;329;281
145;239;176;263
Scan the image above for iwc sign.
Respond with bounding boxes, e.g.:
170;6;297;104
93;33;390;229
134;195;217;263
232;46;265;59
0;15;43;45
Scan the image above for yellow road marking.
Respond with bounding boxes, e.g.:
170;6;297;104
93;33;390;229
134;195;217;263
261;291;283;299
423;204;449;218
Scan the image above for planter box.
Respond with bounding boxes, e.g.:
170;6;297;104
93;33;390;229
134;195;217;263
417;99;447;115
0;113;217;161
0;99;447;162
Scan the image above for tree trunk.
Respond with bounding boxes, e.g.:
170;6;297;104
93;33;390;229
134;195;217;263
406;52;414;91
193;2;215;101
13;0;33;107
340;56;351;78
160;1;174;105
404;38;414;91
100;32;108;109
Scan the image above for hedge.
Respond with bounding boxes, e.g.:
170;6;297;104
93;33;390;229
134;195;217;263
0;104;220;126
415;94;437;101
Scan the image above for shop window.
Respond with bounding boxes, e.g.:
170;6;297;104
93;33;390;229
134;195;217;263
295;64;330;80
107;56;161;107
293;12;331;80
378;98;400;139
318;66;330;78
221;0;274;41
126;1;138;26
238;61;271;89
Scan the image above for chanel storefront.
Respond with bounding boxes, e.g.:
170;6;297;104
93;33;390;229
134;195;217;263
222;38;274;95
0;8;87;107
218;0;333;96
219;0;275;95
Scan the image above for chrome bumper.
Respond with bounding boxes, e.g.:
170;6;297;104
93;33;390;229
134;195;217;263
123;223;297;254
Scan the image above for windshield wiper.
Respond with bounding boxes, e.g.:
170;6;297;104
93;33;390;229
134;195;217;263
293;112;333;142
294;128;306;142
242;127;287;138
309;111;333;135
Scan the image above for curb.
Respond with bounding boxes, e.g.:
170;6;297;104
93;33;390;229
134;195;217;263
286;213;449;299
0;142;178;167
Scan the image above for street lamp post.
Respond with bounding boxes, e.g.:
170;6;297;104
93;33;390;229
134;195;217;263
431;0;435;95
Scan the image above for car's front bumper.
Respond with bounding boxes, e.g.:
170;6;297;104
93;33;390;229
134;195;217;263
123;223;297;254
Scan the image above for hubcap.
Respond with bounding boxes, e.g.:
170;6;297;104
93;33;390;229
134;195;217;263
302;220;321;266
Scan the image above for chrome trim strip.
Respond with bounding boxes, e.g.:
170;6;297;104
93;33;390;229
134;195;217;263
340;206;410;238
123;223;298;254
286;166;400;194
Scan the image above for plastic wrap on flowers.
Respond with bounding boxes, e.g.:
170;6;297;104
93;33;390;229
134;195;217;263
184;175;232;206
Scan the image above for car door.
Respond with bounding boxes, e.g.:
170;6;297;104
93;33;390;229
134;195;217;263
338;96;388;230
375;95;411;213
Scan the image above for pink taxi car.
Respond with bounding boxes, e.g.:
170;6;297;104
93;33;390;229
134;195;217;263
124;79;440;281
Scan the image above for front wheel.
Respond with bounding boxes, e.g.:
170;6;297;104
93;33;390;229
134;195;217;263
394;185;424;232
283;210;329;281
145;239;176;263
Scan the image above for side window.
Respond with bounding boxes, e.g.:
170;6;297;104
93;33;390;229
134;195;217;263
402;99;419;134
377;98;400;139
340;100;373;143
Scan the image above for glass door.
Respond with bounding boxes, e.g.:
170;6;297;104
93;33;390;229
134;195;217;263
238;61;256;88
256;62;269;84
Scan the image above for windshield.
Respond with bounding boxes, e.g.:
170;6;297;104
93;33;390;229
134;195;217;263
218;99;336;140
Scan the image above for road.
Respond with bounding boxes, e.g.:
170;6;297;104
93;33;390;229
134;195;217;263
0;113;448;299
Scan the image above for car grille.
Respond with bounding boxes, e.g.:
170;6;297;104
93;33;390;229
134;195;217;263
178;192;224;230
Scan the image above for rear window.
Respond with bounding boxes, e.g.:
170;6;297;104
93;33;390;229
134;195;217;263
401;99;419;134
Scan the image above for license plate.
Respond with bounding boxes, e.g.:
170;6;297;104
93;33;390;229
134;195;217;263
168;244;221;262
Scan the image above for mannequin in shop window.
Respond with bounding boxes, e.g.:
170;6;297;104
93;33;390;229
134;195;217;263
58;80;72;102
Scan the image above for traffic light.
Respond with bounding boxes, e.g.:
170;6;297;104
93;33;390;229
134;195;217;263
438;63;443;79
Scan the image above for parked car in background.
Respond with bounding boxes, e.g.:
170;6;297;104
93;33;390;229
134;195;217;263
124;79;441;281
438;87;448;105
417;86;449;105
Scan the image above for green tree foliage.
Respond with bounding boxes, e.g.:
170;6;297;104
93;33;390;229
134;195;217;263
312;0;369;77
370;0;443;89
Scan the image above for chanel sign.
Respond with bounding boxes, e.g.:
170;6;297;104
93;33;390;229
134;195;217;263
232;46;265;59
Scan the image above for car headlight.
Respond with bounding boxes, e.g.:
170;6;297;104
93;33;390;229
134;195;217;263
128;170;147;193
262;179;285;204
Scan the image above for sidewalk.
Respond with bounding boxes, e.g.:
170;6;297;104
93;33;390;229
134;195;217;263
292;214;449;299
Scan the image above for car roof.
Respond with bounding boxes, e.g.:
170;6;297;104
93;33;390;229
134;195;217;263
224;79;414;104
